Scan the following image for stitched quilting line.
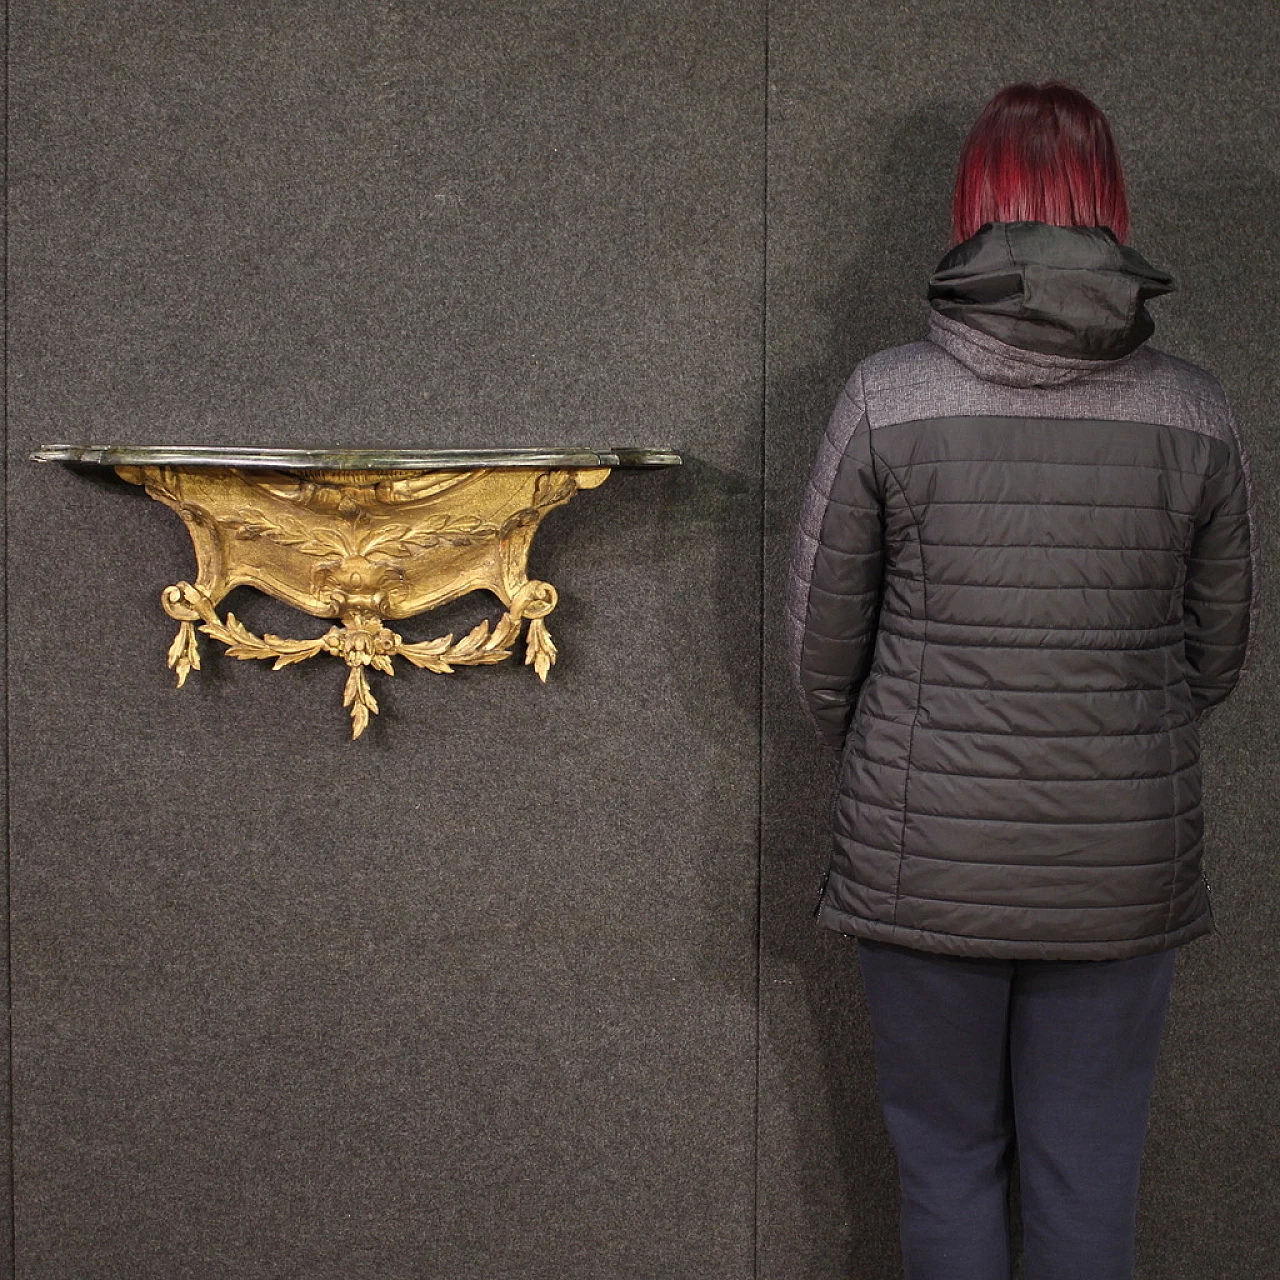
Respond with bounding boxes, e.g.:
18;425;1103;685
917;540;1188;553
919;498;1196;512
835;832;1204;861
872;673;1179;694
843;757;1200;782
878;613;1181;631
865;407;1228;451
1163;643;1181;936
857;710;1192;738
846;844;1190;870
817;490;888;512
910;578;1181;592
878;455;1210;478
910;546;1249;567
843;793;1202;824
890;887;1182;910
874;625;1179;652
806;581;881;607
862;400;1228;426
873;443;924;928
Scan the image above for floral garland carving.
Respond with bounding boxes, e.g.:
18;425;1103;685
161;578;558;739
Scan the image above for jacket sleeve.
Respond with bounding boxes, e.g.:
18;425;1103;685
1184;403;1259;720
784;367;885;751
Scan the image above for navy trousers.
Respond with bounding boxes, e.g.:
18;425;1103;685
856;938;1178;1280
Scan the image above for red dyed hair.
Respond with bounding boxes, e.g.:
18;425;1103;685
951;82;1130;245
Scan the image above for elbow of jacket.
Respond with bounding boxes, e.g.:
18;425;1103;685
1191;676;1243;719
806;688;854;751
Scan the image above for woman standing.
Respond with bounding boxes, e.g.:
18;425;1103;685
785;83;1259;1280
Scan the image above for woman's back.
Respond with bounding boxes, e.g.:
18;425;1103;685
786;220;1258;961
803;81;1263;1280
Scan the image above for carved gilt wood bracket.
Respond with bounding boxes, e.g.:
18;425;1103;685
33;446;680;738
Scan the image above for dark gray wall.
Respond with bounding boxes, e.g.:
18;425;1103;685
7;4;764;1277
3;2;1275;1278
1;1;9;1271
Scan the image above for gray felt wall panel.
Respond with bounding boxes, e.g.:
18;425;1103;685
760;3;1279;1279
7;2;762;1276
4;1;1277;1278
1;2;11;1272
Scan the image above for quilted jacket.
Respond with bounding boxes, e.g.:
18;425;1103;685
786;221;1260;960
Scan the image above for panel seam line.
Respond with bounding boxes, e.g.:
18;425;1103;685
753;4;768;1278
4;0;15;1269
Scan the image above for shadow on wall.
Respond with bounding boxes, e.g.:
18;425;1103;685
1140;165;1280;473
1128;166;1280;1279
761;100;995;1279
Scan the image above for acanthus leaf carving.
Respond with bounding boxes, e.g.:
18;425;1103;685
133;463;608;738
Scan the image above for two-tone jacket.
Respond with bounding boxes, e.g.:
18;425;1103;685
786;221;1260;960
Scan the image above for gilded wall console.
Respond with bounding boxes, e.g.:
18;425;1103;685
33;446;680;737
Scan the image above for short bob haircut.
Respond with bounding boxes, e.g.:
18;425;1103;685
951;82;1130;246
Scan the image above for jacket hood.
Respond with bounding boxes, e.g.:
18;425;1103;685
925;222;1176;387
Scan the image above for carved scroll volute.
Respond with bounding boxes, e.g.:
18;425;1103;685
117;462;611;738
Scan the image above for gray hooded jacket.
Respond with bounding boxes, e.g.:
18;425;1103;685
786;221;1260;960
